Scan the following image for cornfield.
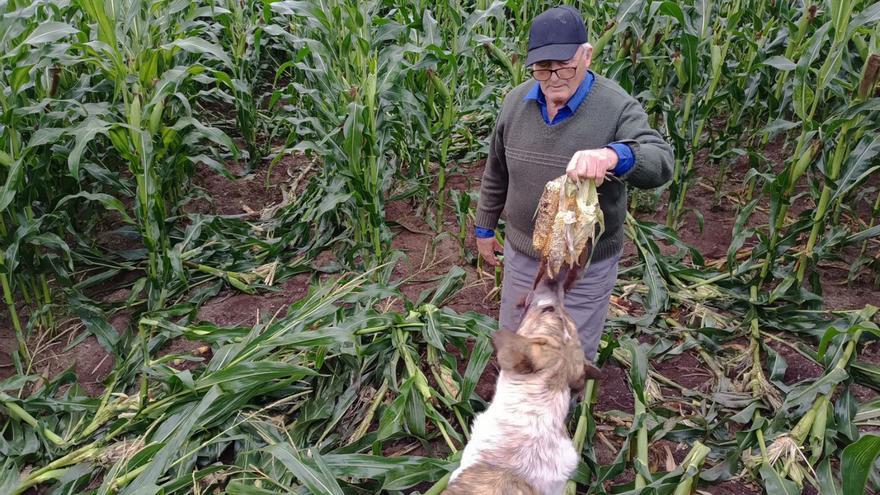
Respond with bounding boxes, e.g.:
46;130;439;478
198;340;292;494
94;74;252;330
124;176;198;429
1;0;879;493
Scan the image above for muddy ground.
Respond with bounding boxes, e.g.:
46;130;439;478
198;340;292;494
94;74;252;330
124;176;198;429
1;140;879;494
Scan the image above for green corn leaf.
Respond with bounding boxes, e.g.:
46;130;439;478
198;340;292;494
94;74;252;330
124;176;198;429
764;55;797;71
57;192;134;224
323;453;450;480
67;117;111;180
635;219;704;266
463;0;506;30
421;306;445;350
680;33;699;92
857;392;880;416
780;368;848;414
818;321;880;362
381;456;456;490
426;265;466;306
265;444;345;495
24;22;78;45
793;81;815;120
657;2;685;25
849;3;880;32
156;466;228;494
194;362;317;394
458;334;491;404
762;119;801;136
171;117;238;155
0;460;19;494
853;361;880;390
626;216;668;325
72;299;121;353
0;156;25;213
818;457;842;495
830;133;880;204
759;462;800;495
846;225;880;245
27;128;65;148
119;386;221;495
622;337;648;403
842;434;880;495
377;379;411;441
404;382;427;437
9;66;32;93
164;37;232;67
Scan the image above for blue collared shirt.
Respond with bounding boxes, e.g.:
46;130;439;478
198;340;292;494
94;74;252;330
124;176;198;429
523;71;635;176
475;72;635;239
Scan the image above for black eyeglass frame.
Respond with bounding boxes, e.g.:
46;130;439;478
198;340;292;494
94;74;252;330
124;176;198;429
530;66;578;81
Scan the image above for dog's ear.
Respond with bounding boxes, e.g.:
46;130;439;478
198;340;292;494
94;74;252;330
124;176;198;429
568;369;586;392
494;328;535;374
568;359;603;392
493;329;556;374
584;361;602;380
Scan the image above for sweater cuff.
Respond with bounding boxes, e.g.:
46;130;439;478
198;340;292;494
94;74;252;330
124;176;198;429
613;139;644;181
475;226;495;238
606;142;635;176
475;208;501;230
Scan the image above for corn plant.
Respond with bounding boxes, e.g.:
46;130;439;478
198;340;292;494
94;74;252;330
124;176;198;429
211;0;271;171
268;0;405;262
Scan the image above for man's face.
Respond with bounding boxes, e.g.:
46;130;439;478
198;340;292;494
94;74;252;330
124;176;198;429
533;45;592;106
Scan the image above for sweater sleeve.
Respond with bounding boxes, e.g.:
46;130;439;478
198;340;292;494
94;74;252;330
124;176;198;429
613;97;674;189
475;117;508;230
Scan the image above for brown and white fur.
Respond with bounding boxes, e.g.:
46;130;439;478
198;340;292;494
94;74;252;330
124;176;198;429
443;276;602;495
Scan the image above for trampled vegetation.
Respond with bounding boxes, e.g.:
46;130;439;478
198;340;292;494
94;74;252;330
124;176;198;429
1;0;879;493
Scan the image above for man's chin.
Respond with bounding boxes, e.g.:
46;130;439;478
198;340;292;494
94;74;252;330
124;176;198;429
546;93;570;106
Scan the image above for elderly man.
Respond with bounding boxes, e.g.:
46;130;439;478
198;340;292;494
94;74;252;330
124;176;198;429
475;6;673;361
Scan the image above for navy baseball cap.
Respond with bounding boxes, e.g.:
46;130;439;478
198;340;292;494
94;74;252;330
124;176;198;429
525;6;588;66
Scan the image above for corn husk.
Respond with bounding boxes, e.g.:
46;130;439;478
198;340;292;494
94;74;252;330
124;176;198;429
533;176;604;279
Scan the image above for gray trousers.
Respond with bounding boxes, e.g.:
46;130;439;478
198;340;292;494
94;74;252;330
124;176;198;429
498;239;620;361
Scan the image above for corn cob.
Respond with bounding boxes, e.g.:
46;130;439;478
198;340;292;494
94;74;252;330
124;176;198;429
533;176;605;279
532;177;563;254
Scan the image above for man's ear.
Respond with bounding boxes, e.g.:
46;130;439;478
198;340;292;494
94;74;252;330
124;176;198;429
493;329;553;375
583;43;593;63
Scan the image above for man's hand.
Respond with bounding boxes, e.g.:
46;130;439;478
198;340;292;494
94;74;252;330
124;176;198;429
476;236;503;266
566;148;618;185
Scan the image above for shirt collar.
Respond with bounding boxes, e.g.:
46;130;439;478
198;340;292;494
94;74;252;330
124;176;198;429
523;70;595;113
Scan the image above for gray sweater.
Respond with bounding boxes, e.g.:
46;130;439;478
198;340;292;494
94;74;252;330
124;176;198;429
475;75;674;262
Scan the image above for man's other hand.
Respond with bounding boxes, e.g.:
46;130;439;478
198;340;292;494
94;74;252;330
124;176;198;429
476;236;504;266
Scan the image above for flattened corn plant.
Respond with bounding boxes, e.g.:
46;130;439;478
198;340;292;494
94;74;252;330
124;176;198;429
0;270;495;494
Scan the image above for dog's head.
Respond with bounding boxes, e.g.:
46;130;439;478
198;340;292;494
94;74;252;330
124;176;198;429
494;277;601;391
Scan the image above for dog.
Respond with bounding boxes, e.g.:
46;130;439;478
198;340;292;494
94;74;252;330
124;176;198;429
443;275;602;495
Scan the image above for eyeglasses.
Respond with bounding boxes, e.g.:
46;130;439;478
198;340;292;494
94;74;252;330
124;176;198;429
531;66;578;81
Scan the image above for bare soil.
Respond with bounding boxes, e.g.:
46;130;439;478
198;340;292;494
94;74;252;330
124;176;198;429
184;152;315;216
